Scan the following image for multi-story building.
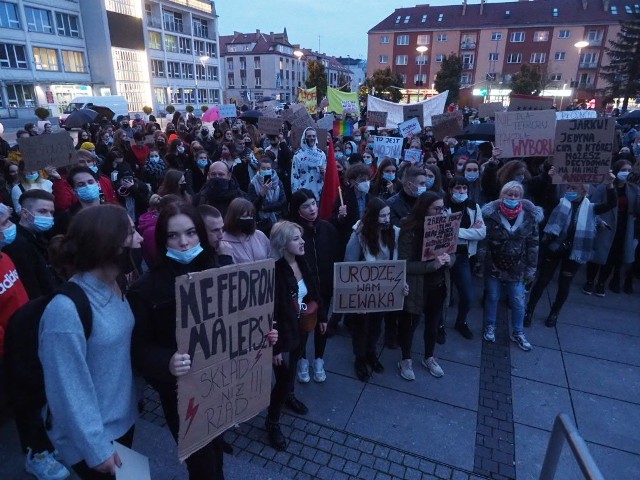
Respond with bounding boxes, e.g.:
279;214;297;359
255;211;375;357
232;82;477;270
336;57;367;93
300;50;353;91
367;0;636;107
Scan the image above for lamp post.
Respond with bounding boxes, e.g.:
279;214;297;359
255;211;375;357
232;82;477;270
196;55;210;108
573;41;589;107
416;45;428;102
294;50;304;102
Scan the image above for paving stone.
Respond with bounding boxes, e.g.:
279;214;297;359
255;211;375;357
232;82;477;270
313;450;331;465
343;460;361;476
317;466;335;480
344;447;361;462
303;434;319;448
373;457;391;473
317;438;333;453
288;455;305;470
435;464;453;478
302;461;321;476
331;443;348;457
374;444;391;459
300;446;316;461
388;462;406;478
328;456;346;471
374;472;393;480
405;467;424;480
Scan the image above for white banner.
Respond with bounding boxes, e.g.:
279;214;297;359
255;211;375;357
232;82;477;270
367;91;448;129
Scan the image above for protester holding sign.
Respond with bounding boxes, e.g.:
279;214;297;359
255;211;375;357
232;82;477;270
397;192;454;381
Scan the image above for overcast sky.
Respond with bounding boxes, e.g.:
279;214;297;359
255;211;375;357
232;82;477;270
216;0;512;60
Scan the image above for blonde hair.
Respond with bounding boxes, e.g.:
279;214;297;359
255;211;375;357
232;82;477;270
270;221;303;260
499;181;524;199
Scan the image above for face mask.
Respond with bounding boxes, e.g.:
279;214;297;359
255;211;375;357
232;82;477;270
197;159;208;168
89;165;98;174
617;171;630;182
31;215;54;232
514;175;525;183
166;243;203;264
354;136;362;142
452;192;468;203
107;137;113;144
564;192;579;202
0;223;17;247
336;152;344;160
383;172;396;182
345;149;352;156
456;164;465;172
425;177;435;189
209;177;230;191
238;218;255;234
503;198;521;209
260;169;273;177
378;221;392;230
357;180;370;194
76;183;100;202
415;185;427;196
177;146;185;154
465;172;479;182
149;155;160;163
363;157;373;165
450;147;455;154
25;173;39;182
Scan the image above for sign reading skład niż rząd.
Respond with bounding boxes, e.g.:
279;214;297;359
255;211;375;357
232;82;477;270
422;212;463;262
175;259;275;462
495;110;556;158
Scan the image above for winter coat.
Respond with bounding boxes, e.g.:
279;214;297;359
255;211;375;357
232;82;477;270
191;177;248;218
137;211;159;267
344;221;400;262
482;199;542;282
331;186;369;258
387;190;417;227
220;230;271;264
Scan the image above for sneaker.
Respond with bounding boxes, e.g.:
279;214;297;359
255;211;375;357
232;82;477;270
454;322;474;339
421;357;444;378
296;358;310;383
483;325;496;343
510;332;532;351
397;359;415;381
436;326;446;345
312;358;326;383
594;283;606;297
582;282;594;295
25;448;70;480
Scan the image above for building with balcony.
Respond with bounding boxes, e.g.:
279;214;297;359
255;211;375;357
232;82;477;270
336;57;367;93
367;0;636;107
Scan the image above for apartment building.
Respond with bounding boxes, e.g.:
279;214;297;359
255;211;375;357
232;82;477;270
368;0;636;106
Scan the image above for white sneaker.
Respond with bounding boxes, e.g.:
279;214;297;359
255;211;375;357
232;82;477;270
312;358;326;382
397;359;415;381
421;357;444;378
25;448;70;480
296;358;310;383
483;325;496;343
510;332;533;351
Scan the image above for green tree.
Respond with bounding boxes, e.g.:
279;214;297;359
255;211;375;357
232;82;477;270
306;60;327;104
509;64;544;95
600;12;640;111
365;67;404;103
434;54;463;104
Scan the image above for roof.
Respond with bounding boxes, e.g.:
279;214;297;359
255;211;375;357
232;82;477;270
368;0;638;33
219;29;294;56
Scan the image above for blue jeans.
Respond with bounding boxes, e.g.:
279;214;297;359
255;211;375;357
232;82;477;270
450;253;475;324
483;276;525;335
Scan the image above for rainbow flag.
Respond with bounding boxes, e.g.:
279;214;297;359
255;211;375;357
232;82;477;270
333;120;352;136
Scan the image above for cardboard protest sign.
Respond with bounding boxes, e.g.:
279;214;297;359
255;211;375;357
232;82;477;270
291;127;328;154
507;94;554;112
431;112;463;139
373;135;403;159
333;260;406;313
495;110;556;158
552;118;615;184
175;259;275;461
403;149;422;163
478;102;504;118
403;104;424;127
316;114;335;130
398;117;422;138
342;100;358;114
218;104;237;118
283;103;315;130
18;132;76;171
257;117;283;136
297;87;317;114
367;110;388;128
555;110;598;120
422;212;463;261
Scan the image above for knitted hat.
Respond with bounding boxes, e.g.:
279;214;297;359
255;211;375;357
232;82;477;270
80;142;95;150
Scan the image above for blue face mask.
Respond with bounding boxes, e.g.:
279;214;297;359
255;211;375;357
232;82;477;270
452;192;468;203
166;243;203;264
514;175;525;183
617;171;630;182
383;172;396;182
149;155;161;163
425;177;435;189
31;215;54;232
197;159;209;168
0;223;17;247
25;173;39;182
363;157;373;165
465;172;479;182
416;185;427;196
76;183;100;202
354;136;362;142
503;198;521;209
89;165;98;174
260;169;273;177
564;191;579;202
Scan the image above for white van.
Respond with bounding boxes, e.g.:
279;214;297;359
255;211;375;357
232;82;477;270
60;95;129;128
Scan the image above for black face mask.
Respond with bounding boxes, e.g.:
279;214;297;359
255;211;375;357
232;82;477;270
378;222;392;230
238;218;255;235
209;177;230;191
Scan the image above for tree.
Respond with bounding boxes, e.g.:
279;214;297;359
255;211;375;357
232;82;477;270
337;73;351;92
306;60;327;104
365;67;404;103
600;12;640;111
434;54;463;105
509;64;544;95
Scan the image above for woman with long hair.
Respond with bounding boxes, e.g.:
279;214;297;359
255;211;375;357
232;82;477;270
157;168;190;203
370;158;398;200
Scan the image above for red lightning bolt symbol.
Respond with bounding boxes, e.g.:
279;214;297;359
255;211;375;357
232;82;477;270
184;397;199;437
251;334;268;368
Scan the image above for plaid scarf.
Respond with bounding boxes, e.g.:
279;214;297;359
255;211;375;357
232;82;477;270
544;197;596;264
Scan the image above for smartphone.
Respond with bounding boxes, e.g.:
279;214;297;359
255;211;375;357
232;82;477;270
264;175;272;183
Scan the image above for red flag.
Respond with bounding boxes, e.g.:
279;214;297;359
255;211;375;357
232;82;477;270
319;138;339;220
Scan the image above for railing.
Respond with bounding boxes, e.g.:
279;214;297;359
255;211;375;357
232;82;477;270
463;63;474;70
539;414;604;480
579;62;598;69
164;21;183;33
461;42;476;49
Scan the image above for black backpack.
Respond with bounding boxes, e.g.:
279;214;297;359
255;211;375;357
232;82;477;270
4;282;92;410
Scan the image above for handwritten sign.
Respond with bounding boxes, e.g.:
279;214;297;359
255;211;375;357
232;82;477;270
398;117;422;138
555;110;598;120
507;94;554;112
297;87;317;114
403;149;423;163
495;110;556;158
342;100;358;114
431;112;463;139
283;103;315;130
175;260;275;461
403;104;424;127
478;102;504;118
422;212;463;261
373;135;403;159
18;132;76;170
552;118;615;184
257;117;283;136
218;104;237;118
316;114;335;130
367;110;388;128
333;260;406;313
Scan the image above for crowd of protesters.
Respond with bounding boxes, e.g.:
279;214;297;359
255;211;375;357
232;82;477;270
0;105;639;479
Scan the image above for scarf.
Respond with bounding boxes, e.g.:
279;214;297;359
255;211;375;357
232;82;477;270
499;200;523;220
544;197;596;264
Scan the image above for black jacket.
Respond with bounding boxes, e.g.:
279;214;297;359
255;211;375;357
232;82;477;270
331;187;369;258
295;218;339;301
387;190;417;227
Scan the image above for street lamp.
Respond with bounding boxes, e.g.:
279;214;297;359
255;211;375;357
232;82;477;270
574;41;589;106
416;46;428;101
195;55;210;108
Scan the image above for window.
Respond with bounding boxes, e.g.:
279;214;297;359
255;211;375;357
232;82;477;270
580;52;598;67
416;55;428;65
435;54;444;62
239;57;246;70
414;73;426;85
181;63;193;79
626;5;632;13
491;32;503;41
380;35;389;44
558;30;570;39
33;47;59;71
506;53;522;63
462;53;474;68
7;84;34;106
461;73;472;84
0;43;27;69
254;56;260;69
550;73;562;81
149;31;162;50
586;30;602;42
165;35;178;53
25;7;53;34
206;66;218;81
151;59;165;77
534;31;549;42
417;35;429;45
400;73;407;84
421;14;427;23
397;35;409;45
0;2;19;29
193;18;208;38
396;55;408;65
163;9;182;32
611;6;618;14
489;52;499;61
379;55;388;63
530;52;546;63
227;58;234;71
205;42;216;57
194;40;205;55
56;13;80;37
554;51;566;61
179;37;191;54
195;63;205;80
553;8;558;17
510;32;525;42
437;34;447;42
167;61;180;78
395;15;401;24
437;13;444;22
61;50;86;72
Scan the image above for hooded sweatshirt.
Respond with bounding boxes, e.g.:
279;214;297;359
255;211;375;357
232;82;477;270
291;127;327;201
